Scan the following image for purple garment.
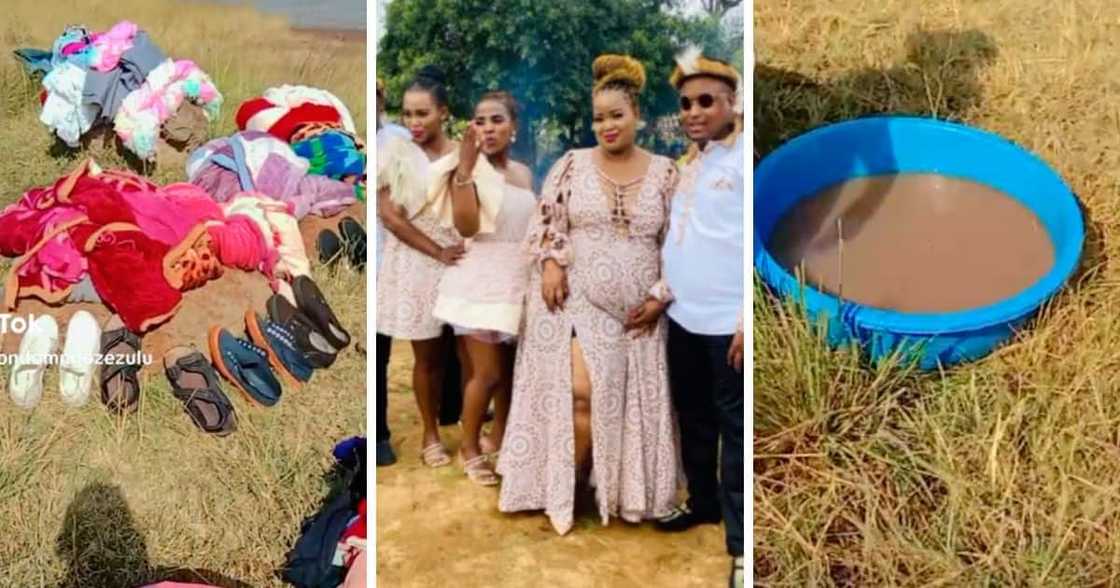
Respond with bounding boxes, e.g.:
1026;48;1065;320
187;131;357;220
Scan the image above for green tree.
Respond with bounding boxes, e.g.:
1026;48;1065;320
378;0;732;179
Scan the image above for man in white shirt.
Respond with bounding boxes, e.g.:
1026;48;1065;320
648;49;744;588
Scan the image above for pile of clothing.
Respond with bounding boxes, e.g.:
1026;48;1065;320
0;160;311;333
231;85;366;202
20;21;222;160
283;436;367;588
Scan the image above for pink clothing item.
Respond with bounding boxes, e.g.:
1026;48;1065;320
117;182;224;246
497;150;682;535
0;185;88;295
222;194;310;280
343;549;367;588
90;20;138;72
207;215;277;276
114;59;223;160
435;185;536;337
187;131;357;219
137;577;220;582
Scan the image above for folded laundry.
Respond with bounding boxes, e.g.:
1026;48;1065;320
32;21;221;160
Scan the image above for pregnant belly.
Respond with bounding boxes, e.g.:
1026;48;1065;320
571;241;660;321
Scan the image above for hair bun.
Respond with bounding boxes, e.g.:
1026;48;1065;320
416;64;447;85
592;54;646;94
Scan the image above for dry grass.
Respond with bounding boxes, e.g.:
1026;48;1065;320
0;1;366;586
755;1;1120;585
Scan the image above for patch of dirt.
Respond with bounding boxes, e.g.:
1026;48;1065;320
377;344;728;587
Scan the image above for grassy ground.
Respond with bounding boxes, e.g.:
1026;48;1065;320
377;346;727;587
755;1;1120;585
0;1;366;586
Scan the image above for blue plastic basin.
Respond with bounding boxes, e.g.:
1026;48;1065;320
754;116;1084;369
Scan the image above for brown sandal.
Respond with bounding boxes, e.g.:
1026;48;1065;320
420;442;451;468
460;451;499;486
99;315;142;414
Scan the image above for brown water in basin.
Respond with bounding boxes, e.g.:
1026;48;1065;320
768;174;1055;313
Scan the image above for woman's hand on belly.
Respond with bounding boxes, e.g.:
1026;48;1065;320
624;297;667;337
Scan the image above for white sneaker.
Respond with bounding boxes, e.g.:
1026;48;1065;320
59;311;101;407
10;315;59;409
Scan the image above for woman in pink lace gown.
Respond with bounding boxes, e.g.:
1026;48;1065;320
496;55;681;534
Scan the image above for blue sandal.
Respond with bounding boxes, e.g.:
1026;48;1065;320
208;326;282;407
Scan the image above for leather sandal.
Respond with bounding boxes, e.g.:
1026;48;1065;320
99;316;142;414
164;345;236;436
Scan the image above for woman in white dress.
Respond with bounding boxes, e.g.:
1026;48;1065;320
436;91;536;485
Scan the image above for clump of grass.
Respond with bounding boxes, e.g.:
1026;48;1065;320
0;1;366;586
757;1;1120;584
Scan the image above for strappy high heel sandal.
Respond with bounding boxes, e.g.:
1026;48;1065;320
420;442;451;468
460;451;499;487
479;434;501;459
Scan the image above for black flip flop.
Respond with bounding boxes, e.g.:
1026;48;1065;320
292;275;351;350
164;346;236;436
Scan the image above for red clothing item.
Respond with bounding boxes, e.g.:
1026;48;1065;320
69;222;182;332
236;97;344;142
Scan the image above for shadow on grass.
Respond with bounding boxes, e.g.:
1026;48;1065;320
47;124;161;177
755;28;999;162
55;482;253;588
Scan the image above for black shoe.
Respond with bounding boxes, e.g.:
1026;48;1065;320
292;275;351;350
317;229;343;266
266;294;338;369
338;216;367;271
376;439;397;466
654;503;721;532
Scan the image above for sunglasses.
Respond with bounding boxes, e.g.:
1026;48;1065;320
679;93;729;111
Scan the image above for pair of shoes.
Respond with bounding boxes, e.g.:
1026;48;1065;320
375;439;397;467
318;217;366;271
208;311;314;407
654;503;722;532
267;275;352;369
10;312;101;409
